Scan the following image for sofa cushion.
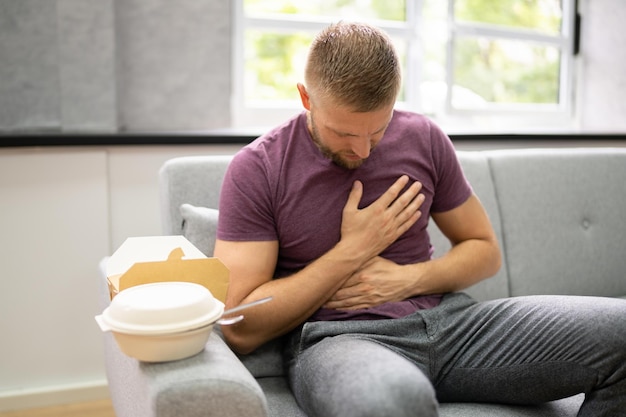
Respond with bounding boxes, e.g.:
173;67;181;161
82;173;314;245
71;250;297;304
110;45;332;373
428;151;510;301
211;328;286;379
439;393;583;417
160;155;232;235
237;337;286;378
180;203;219;257
487;148;626;297
257;376;307;417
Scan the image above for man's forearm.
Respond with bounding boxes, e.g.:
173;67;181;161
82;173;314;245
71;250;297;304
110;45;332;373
222;241;368;354
408;237;501;295
322;236;500;310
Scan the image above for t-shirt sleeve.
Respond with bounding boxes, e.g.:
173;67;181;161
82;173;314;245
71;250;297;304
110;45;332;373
216;148;279;242
428;122;473;213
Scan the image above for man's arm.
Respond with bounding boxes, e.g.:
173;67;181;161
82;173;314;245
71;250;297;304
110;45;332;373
323;193;501;309
424;193;502;292
216;176;425;354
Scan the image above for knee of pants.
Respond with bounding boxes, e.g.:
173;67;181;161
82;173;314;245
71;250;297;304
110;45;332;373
290;336;438;417
349;370;438;417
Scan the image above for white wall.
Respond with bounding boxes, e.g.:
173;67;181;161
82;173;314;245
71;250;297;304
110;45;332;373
0;144;241;412
0;149;109;406
579;0;626;131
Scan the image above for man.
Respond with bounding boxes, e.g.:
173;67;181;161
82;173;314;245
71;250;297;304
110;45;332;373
214;22;626;417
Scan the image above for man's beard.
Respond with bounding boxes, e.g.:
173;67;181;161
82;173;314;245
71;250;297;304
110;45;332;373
308;115;366;170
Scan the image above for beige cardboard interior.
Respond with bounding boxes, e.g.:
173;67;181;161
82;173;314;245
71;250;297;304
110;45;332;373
107;236;229;302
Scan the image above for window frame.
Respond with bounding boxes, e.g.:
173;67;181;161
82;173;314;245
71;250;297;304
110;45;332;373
233;0;579;132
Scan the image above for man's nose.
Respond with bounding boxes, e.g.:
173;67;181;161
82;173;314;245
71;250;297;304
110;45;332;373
350;137;371;159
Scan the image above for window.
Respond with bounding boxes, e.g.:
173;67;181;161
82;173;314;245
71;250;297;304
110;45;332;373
234;0;578;131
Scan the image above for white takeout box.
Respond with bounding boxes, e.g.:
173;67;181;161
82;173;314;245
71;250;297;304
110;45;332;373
106;236;229;302
96;281;225;362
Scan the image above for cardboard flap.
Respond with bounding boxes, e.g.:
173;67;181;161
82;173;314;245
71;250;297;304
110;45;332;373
107;236;205;277
106;236;229;302
119;255;229;302
168;247;185;261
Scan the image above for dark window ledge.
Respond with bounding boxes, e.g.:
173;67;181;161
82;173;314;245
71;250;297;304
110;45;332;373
1;132;625;148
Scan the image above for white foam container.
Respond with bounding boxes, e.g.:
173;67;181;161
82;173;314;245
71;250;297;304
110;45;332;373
96;282;224;362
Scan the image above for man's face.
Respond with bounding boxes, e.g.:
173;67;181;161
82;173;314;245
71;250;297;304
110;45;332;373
307;101;394;170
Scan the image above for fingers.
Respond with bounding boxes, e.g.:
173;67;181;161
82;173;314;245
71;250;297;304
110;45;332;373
383;179;424;244
403;184;425;217
349;175;422;211
340;176;424;259
345;176;424;231
344;180;363;212
384;178;424;229
391;179;422;208
377;175;411;208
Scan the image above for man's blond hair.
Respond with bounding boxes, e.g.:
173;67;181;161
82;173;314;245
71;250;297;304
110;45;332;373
304;21;401;112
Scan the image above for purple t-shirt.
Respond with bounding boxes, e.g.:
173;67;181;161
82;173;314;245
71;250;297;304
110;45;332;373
217;110;472;321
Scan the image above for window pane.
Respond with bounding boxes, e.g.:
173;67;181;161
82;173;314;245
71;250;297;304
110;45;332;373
454;37;561;105
245;30;313;101
239;0;575;128
244;0;406;21
245;30;408;103
420;0;449;114
455;0;562;34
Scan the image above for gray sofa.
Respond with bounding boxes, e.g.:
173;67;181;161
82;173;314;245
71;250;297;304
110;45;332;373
99;147;626;417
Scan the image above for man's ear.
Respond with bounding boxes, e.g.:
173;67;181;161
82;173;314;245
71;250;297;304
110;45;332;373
297;83;311;110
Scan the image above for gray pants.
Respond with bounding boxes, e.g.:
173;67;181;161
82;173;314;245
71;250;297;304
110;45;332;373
284;293;626;417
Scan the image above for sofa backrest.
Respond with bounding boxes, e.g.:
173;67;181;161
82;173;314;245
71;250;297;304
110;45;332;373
484;148;626;298
159;155;232;235
159;147;626;301
427;151;510;301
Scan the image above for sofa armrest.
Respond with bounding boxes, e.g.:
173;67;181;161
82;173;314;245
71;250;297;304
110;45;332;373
98;258;269;417
104;331;269;417
151;332;269;417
